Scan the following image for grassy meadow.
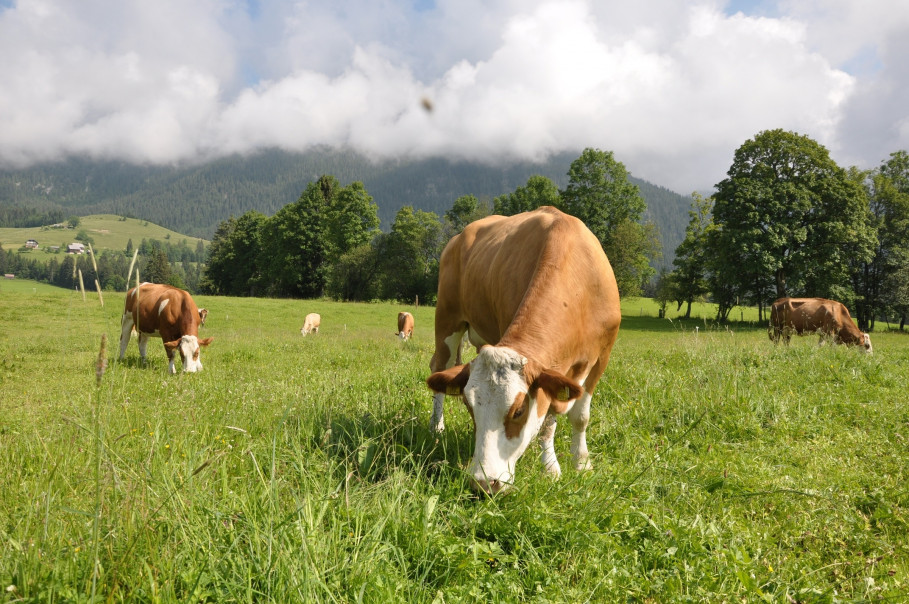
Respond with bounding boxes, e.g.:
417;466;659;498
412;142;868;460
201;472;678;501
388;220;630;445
0;215;207;259
1;282;907;602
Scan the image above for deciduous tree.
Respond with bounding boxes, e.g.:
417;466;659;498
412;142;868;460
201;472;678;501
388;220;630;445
672;192;713;318
561;148;656;296
852;151;909;329
493;175;561;216
379;206;444;302
711;129;875;313
326;181;380;263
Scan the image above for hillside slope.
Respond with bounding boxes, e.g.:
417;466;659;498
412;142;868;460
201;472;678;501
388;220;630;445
0;214;207;257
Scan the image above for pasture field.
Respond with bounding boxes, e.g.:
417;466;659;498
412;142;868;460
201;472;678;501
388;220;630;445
1;283;908;602
0;215;207;259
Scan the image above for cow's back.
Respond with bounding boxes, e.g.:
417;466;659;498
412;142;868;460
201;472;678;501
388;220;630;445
436;206;619;365
126;283;200;339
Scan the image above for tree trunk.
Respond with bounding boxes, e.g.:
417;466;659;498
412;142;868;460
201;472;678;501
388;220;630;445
775;269;788;299
684;300;692;319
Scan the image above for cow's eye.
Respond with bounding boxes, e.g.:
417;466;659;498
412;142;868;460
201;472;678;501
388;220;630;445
512;404;525;420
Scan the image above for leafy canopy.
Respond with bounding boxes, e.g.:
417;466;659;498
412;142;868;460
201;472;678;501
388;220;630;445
711;129;875;304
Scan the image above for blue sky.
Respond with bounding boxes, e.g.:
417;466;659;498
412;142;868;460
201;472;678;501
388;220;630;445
0;0;907;193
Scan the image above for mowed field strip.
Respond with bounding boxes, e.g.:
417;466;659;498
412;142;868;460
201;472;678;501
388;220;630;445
1;280;907;601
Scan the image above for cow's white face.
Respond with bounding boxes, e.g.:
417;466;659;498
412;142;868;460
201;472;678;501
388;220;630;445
427;345;583;494
863;333;873;354
461;347;549;493
177;335;204;372
165;335;210;373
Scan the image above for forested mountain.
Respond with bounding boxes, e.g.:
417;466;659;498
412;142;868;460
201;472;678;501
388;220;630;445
0;148;692;265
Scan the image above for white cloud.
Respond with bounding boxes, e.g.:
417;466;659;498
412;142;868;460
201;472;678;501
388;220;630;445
0;0;907;193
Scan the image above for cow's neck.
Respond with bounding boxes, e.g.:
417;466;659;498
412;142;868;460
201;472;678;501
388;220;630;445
497;314;564;372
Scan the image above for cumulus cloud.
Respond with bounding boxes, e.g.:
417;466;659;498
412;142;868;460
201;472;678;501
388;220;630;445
0;0;907;193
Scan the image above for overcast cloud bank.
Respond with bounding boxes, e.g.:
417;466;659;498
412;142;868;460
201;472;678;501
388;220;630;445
1;0;908;193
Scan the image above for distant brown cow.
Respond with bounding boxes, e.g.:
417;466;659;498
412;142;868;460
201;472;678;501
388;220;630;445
119;283;214;373
301;313;321;336
396;312;414;340
769;297;872;353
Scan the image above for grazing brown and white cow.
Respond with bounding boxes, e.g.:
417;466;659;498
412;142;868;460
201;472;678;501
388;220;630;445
119;283;213;373
396;311;414;340
426;206;621;493
769;297;872;353
301;313;321;336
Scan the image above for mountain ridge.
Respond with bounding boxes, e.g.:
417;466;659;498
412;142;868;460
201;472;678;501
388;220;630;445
0;149;693;265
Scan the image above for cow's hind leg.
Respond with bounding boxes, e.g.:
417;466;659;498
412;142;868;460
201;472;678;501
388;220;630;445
429;327;467;433
138;333;150;364
119;313;134;360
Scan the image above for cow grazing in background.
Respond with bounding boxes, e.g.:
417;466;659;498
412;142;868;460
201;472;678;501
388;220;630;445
301;313;321;336
769;297;872;353
426;206;621;494
119;283;213;373
396;312;414;340
198;308;208;327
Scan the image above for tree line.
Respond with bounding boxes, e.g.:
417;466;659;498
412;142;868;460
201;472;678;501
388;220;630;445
201;148;662;302
661;128;909;330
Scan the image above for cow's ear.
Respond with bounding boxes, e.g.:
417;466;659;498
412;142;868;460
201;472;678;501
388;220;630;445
427;363;471;397
163;339;181;351
198;337;214;347
533;369;583;414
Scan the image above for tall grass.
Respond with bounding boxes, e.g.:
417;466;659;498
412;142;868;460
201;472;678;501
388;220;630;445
1;284;907;602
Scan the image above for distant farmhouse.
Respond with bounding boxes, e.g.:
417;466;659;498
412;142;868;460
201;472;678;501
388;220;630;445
67;243;85;254
25;239;38;249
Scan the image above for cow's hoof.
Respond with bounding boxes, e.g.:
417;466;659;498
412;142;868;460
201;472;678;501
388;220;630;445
429;419;445;433
574;457;593;472
542;462;562;479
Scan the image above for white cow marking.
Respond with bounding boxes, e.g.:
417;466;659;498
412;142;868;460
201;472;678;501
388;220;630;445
463;347;544;491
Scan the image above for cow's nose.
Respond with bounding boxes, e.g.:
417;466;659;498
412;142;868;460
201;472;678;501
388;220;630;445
470;477;508;495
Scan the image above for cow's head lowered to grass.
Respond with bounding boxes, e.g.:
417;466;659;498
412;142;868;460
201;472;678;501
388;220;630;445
427;345;583;494
163;334;213;373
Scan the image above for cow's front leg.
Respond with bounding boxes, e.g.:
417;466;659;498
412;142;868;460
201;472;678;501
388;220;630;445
165;347;177;374
119;314;133;360
538;414;562;478
428;328;467;433
567;392;593;471
429;392;446;433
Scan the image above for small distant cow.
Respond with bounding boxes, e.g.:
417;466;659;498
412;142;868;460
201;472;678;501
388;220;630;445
301;313;321;336
769;297;872;353
119;283;213;373
396;312;414;340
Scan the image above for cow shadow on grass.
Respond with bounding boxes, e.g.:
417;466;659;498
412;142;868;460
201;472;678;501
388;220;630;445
301;406;476;488
115;356;166;371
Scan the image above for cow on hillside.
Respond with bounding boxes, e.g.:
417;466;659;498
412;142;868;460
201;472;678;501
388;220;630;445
301;313;321;336
119;283;213;373
396;312;414;340
769;297;872;353
426;206;621;493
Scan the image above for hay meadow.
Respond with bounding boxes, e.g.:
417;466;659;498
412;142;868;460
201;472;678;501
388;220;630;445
1;280;907;602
